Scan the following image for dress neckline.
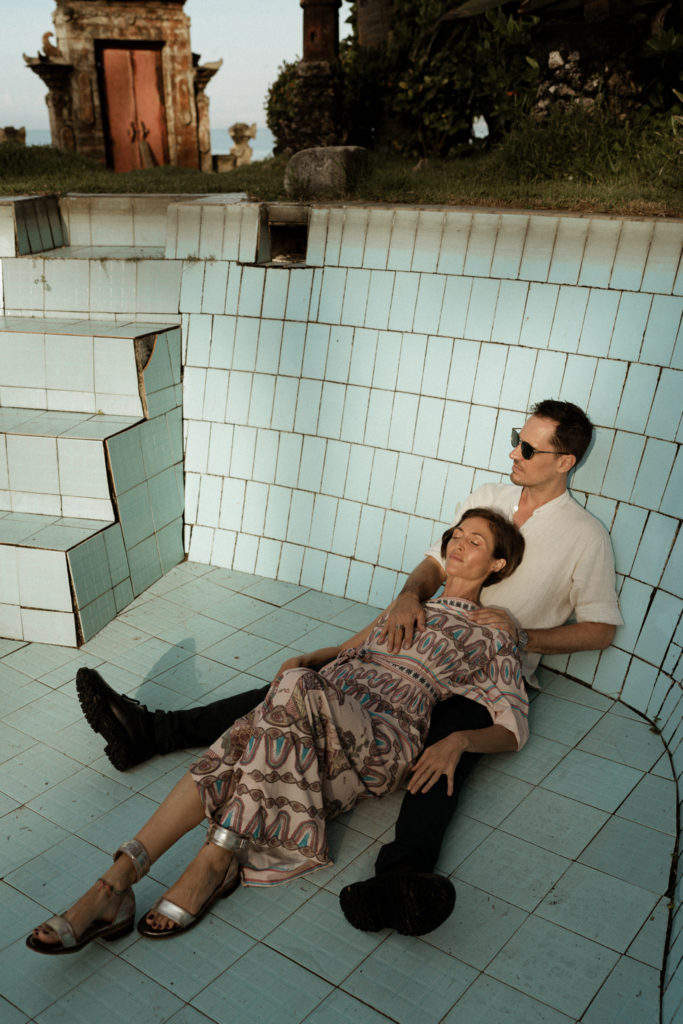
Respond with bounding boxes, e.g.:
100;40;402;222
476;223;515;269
429;597;480;611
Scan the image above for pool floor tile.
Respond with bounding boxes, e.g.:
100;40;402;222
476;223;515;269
0;565;675;1023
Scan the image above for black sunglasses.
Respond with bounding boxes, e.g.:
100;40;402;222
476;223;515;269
511;427;568;461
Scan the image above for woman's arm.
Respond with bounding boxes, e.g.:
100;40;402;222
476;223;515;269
407;725;517;796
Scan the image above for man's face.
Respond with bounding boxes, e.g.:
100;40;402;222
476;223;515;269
509;415;568;487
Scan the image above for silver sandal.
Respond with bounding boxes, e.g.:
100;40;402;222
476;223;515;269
137;823;241;940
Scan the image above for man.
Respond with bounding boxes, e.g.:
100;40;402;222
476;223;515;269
77;399;622;935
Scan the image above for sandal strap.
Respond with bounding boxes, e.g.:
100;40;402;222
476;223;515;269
41;915;77;948
206;822;250;851
114;839;151;880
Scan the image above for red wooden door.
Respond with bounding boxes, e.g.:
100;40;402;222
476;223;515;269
100;46;169;172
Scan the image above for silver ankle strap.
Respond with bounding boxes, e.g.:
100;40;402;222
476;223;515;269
207;822;250;851
114;839;151;880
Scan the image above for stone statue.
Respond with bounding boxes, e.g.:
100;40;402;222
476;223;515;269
228;122;257;166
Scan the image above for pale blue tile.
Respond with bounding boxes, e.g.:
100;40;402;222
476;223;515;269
364;270;395;330
631;511;678;586
520;283;558;347
489;915;619;1018
388;270;419;332
445;975;572;1024
439;276;472;338
262;266;289;319
348;327;378;385
547;284;587;352
456;828;568;910
317;381;345;438
472;342;507;406
581;814;672;895
388;392;418;451
539;862;658;953
340;384;370;443
544;747;643;812
641;221;683;294
559;353;597;411
419;336;451;398
298;435;326;491
437;400;469;463
306;989;392;1024
578;288;620;356
317;266;347;324
293;378;322;434
631;438;677;508
530;349;567;406
321;439;350;496
610;221;654;291
394;331;426;392
463;212;499;277
635;589;682;666
529;692;606;747
323;207;344;265
609;291;651;360
371;330;401;389
413;274;446;335
446;338;479;401
647;368;682;440
263;484;292;540
367;449;397;507
464;278;498;341
285;266;314;322
285;489;314;545
237;264;265;317
340;268;370;327
343;938;477;1024
609;502;648;575
579;218;621;288
279;320;306;377
491;278;528;346
587;359;628;429
193;945;332;1024
615;576;653;652
362;208;393;269
601;431;646;502
251;428;278;482
437;211;471;275
413;397;445;458
501;786;607;858
488;213;528;279
331;499;361;556
661;446;682;516
584;956;661;1024
325;325;353;382
308;492;337;549
661;526;683;594
548;217;589;284
498;346;536;411
519;216;558;282
300;546;326;589
386;208;418;271
344;445;374;503
339;207;369;267
411;210;445;272
619;771;676;834
302;321;330;378
641;294;682;366
271;376;299;431
463;404;497;469
232;316;260;372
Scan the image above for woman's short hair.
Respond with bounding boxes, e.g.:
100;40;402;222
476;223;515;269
440;507;525;587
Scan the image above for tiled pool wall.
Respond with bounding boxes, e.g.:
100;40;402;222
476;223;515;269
0;195;682;1016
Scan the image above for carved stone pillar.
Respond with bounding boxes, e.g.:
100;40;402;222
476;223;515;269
295;0;342;149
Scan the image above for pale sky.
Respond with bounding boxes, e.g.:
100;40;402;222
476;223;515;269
1;0;353;132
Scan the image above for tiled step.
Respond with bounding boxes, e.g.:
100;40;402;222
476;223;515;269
0;318;184;646
0;316;180;416
0;408;137;519
0;513;132;646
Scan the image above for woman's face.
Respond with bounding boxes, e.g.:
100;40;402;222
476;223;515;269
444;516;505;589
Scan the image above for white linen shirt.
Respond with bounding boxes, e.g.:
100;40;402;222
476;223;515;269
425;482;622;685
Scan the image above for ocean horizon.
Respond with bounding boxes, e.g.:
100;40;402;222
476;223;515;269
24;125;276;161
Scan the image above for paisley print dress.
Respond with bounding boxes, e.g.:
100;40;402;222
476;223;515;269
190;598;527;885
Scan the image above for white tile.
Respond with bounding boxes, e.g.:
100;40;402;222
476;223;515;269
21;607;77;646
17;547;72;612
57;437;110;499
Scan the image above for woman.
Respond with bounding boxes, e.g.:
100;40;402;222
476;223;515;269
27;508;526;953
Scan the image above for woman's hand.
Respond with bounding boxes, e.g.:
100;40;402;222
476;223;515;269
378;592;427;653
407;734;468;796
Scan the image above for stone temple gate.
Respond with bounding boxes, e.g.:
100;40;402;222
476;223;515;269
24;0;221;172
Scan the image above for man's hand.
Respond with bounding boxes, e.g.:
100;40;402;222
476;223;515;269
407;734;467;796
276;655;306;675
471;605;518;640
378;592;427;653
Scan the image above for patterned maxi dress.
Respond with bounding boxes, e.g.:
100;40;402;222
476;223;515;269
190;598;528;885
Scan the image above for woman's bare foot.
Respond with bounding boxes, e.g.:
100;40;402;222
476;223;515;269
30;856;136;948
142;841;237;934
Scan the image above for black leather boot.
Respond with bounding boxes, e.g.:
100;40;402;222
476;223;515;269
76;667;158;771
